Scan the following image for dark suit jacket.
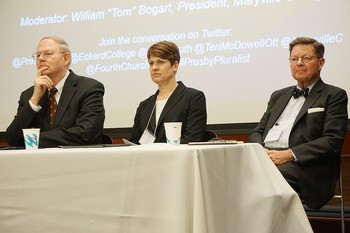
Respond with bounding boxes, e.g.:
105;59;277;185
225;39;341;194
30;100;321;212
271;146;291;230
6;70;105;148
249;79;348;210
129;81;207;144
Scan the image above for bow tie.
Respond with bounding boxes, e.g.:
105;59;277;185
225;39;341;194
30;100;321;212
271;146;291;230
292;87;309;99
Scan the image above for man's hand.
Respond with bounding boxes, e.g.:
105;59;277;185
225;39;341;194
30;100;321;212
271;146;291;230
30;67;54;105
264;148;294;165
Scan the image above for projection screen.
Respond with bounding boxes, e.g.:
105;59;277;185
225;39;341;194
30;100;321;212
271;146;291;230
1;0;349;131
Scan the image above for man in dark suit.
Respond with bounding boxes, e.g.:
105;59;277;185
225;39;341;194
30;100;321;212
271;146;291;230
249;37;348;210
129;41;207;144
6;36;105;148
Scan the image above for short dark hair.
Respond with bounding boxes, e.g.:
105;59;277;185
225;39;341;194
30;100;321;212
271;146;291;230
289;37;325;58
147;41;180;66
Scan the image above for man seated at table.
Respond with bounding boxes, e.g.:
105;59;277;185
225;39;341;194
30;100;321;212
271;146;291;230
248;37;348;210
6;36;105;148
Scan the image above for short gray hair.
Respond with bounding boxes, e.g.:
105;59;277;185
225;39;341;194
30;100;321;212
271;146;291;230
40;36;71;67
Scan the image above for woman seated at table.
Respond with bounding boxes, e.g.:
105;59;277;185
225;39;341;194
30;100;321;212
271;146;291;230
129;41;207;144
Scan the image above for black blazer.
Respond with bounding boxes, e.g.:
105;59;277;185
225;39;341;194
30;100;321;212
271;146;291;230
129;81;207;144
249;79;348;209
6;70;105;148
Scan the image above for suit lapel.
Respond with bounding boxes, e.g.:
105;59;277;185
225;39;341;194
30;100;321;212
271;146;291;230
53;72;78;128
147;95;157;134
267;90;291;130
156;82;185;128
293;79;324;127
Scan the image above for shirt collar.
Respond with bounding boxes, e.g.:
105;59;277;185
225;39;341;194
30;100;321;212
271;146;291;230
296;81;316;92
55;70;70;94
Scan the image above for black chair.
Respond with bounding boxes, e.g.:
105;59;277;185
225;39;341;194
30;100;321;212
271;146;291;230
333;166;345;233
102;134;113;144
203;130;218;142
303;163;345;233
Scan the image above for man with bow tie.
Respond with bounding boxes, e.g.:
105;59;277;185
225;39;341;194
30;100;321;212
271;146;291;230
249;37;348;210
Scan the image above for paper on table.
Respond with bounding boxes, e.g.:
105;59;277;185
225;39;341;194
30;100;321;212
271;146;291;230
123;138;138;146
188;140;244;145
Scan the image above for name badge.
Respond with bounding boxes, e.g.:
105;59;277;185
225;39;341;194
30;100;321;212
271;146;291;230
139;129;155;144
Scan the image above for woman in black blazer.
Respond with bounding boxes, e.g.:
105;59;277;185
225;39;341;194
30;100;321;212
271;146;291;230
129;41;207;144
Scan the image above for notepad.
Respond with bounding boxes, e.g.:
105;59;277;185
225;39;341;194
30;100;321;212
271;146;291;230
188;140;243;146
0;145;25;150
58;144;133;149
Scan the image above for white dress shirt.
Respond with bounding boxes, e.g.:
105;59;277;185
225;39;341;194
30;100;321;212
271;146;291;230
264;83;315;149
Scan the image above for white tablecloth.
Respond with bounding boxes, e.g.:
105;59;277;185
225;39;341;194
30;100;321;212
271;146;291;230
0;143;313;233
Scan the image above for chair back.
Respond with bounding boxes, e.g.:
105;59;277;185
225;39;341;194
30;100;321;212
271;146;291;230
333;166;345;233
102;134;113;144
203;130;218;142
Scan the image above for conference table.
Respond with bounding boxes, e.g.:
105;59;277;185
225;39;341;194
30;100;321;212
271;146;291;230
0;143;313;233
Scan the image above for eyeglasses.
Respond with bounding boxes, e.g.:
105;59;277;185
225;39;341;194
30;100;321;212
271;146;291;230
32;51;65;60
289;55;320;64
